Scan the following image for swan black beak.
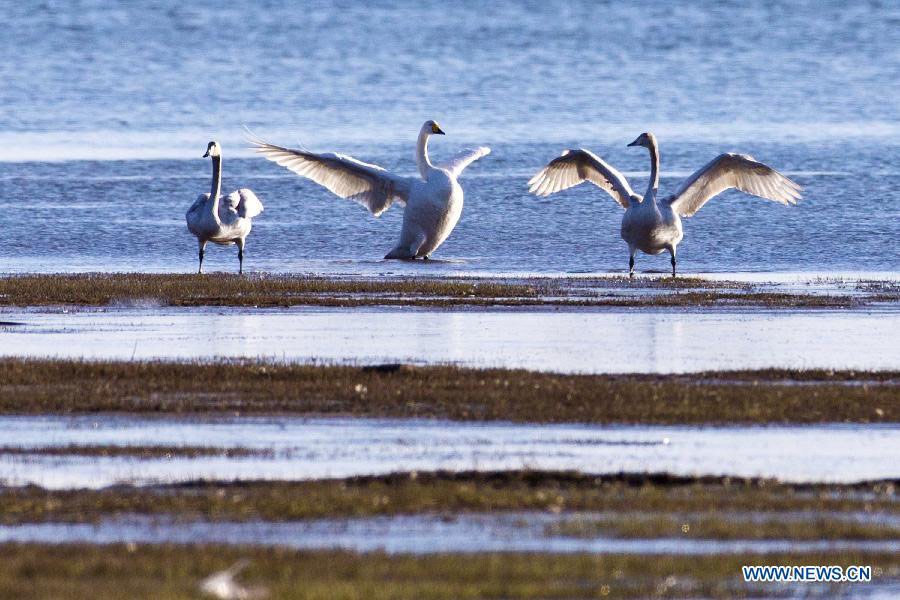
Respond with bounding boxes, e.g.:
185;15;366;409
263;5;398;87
203;150;210;157
627;140;639;147
432;124;445;135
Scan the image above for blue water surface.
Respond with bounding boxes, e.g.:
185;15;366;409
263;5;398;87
1;0;897;275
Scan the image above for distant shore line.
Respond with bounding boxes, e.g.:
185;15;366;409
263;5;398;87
2;470;897;525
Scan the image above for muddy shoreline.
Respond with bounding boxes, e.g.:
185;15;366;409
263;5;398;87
2;273;897;308
1;359;897;423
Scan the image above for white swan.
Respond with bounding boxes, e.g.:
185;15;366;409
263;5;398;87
200;559;268;600
186;141;264;274
248;121;490;259
528;132;802;276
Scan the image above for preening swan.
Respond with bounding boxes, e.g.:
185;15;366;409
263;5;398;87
528;132;801;276
186;141;264;274
248;121;490;259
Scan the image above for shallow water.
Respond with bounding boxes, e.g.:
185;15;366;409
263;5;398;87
2;152;898;277
3;306;898;373
1;513;897;556
0;417;896;488
1;1;898;275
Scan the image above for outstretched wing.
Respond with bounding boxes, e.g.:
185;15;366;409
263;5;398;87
666;153;802;217
527;149;635;209
247;131;412;217
444;146;491;177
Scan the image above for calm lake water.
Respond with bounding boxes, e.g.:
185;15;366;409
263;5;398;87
1;417;897;488
3;306;900;373
3;514;898;556
0;1;898;275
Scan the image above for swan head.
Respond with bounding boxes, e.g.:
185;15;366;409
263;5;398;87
424;120;445;136
627;132;656;149
203;141;222;158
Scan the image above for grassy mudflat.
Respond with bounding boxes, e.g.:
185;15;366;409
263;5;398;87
546;514;900;541
2;471;897;524
0;543;895;599
0;359;896;423
0;273;896;307
0;273;548;308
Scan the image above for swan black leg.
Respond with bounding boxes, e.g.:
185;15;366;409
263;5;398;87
197;240;207;274
670;250;677;278
629;255;635;278
237;239;246;275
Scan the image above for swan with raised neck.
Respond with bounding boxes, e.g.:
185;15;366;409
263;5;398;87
186;141;264;274
416;119;445;179
203;141;224;226
627;131;660;202
248;120;490;260
528;131;802;277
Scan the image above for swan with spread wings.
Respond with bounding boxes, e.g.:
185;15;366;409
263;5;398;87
528;132;802;276
249;121;489;260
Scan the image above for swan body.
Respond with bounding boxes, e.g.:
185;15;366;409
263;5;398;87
621;196;682;257
199;559;268;600
186;141;263;273
529;133;801;276
248;121;489;259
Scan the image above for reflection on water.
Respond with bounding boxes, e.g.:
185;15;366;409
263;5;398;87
0;417;896;488
2;306;898;373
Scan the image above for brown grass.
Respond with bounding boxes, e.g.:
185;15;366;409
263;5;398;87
1;471;896;524
0;543;895;599
0;273;892;307
0;359;897;423
0;273;549;307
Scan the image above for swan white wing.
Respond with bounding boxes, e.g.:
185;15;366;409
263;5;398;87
215;193;240;226
248;135;411;217
527;149;634;208
234;188;264;218
223;192;241;212
444;146;491;177
666;153;802;217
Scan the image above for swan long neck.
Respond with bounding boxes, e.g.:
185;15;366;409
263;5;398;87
209;155;223;225
416;128;433;179
645;137;660;202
